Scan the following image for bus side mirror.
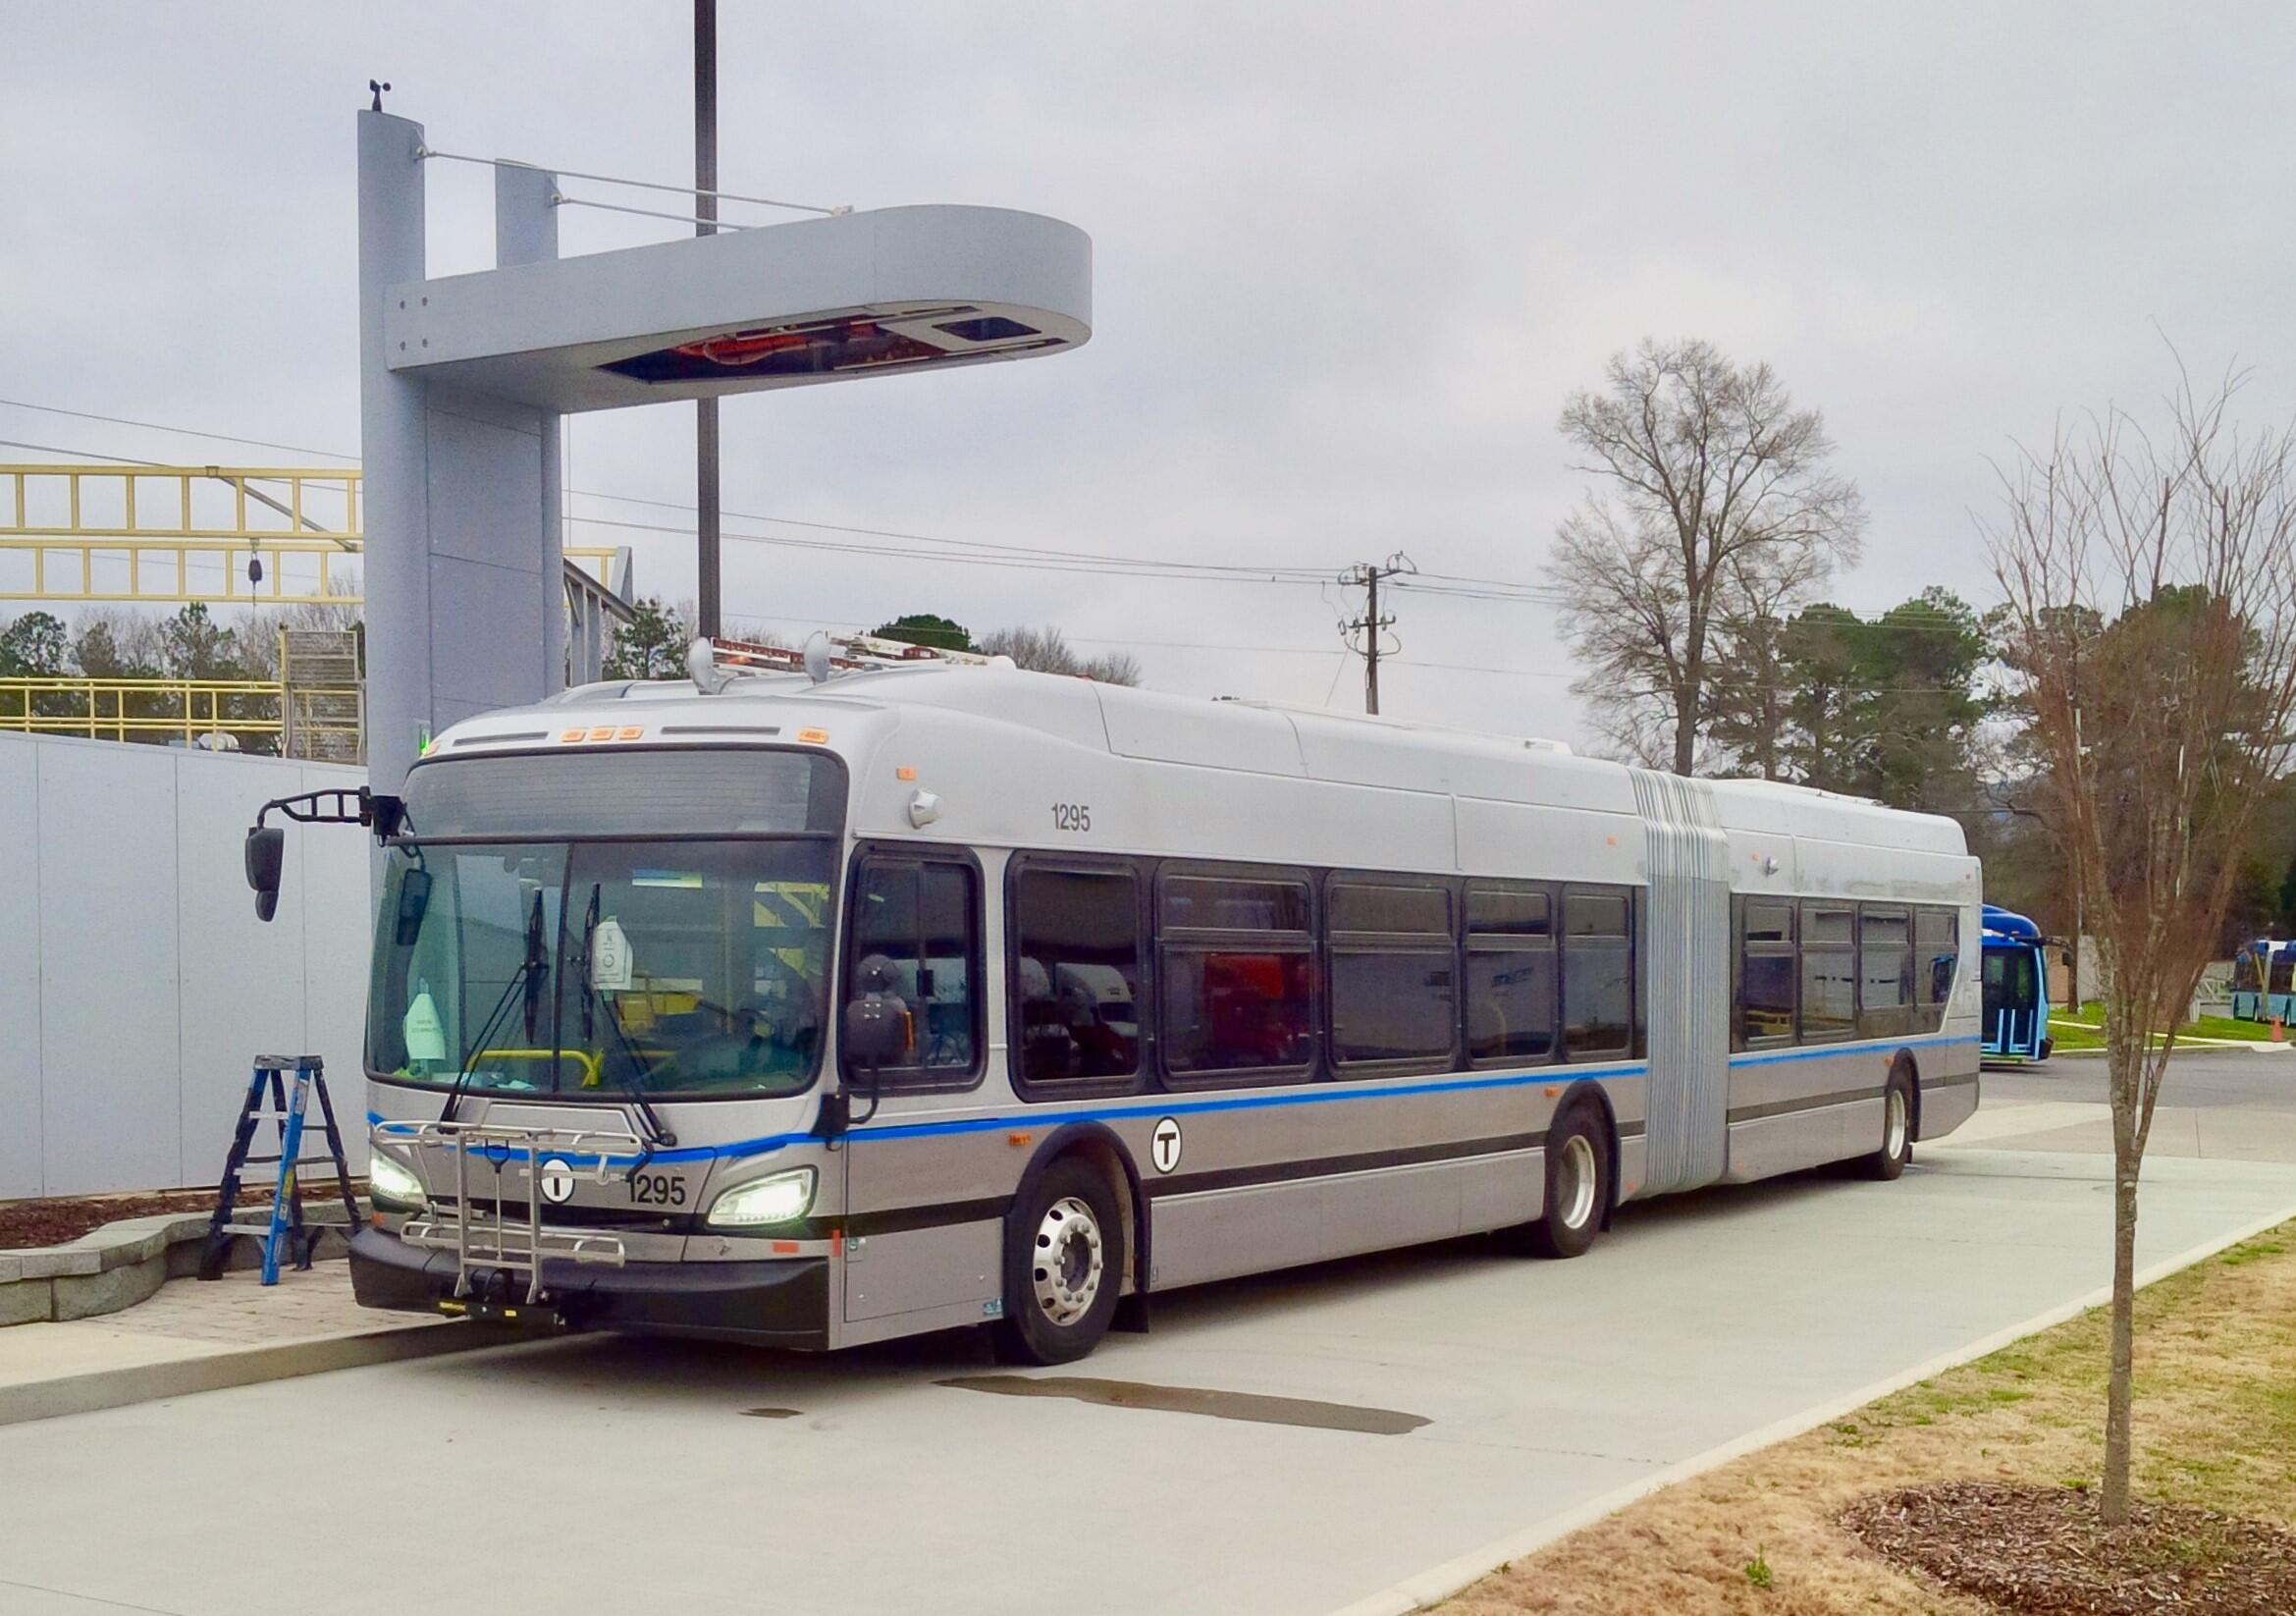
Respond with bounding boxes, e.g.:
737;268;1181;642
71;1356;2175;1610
394;867;433;946
244;827;286;922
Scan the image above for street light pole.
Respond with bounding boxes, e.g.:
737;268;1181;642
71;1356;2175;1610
694;0;721;640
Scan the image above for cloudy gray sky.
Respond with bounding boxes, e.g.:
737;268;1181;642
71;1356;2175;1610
7;2;2295;747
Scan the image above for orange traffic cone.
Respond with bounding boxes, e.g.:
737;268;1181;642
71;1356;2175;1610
2273;1016;2287;1044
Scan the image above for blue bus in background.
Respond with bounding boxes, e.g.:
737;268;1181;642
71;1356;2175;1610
2231;940;2296;1024
1981;905;2053;1062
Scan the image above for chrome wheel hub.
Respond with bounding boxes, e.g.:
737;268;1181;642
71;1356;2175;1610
1886;1089;1909;1159
1030;1196;1104;1326
1557;1134;1598;1230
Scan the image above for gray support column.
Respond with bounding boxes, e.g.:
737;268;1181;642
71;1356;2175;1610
356;110;430;796
496;163;565;692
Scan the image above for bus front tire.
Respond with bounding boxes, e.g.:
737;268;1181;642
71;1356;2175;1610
991;1158;1126;1366
1857;1068;1915;1182
1524;1106;1609;1260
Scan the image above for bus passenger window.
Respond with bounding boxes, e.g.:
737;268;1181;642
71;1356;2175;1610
847;854;980;1079
1737;900;1795;1048
1800;904;1856;1038
1328;882;1454;1068
1915;907;1958;1026
1466;883;1556;1065
1160;872;1315;1080
1859;908;1913;1038
1562;889;1632;1057
1012;866;1144;1088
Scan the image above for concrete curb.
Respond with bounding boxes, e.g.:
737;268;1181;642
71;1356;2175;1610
2045;1044;2293;1059
0;1317;518;1427
0;1207;361;1327
1323;1193;2296;1616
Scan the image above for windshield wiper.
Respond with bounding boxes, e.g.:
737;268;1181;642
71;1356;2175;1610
439;957;537;1126
575;885;677;1160
441;889;550;1126
521;889;548;1043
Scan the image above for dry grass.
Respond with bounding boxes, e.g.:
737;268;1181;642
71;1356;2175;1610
1439;1220;2296;1616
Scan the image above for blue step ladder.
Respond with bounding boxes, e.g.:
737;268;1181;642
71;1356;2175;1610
197;1056;362;1284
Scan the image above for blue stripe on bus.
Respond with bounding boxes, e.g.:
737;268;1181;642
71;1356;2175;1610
364;1032;1976;1168
1726;1033;1977;1069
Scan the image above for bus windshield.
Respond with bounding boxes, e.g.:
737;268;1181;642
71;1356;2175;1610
366;749;843;1100
1982;946;2040;1015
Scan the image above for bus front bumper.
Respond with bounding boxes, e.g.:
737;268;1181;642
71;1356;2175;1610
348;1226;828;1349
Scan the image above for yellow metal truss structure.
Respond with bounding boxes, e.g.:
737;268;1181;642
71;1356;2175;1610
0;463;624;606
0;677;287;747
1;464;363;605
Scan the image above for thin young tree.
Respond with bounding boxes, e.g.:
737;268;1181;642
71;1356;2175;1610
1546;339;1866;774
1984;368;2296;1526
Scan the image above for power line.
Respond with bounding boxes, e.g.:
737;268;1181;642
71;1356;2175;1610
569;487;1338;579
0;400;359;461
0;401;2001;647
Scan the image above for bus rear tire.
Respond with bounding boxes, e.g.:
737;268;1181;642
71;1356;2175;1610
1857;1068;1915;1181
1523;1105;1608;1260
990;1158;1126;1367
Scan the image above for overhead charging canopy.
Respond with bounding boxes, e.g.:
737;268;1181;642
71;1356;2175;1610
384;203;1092;413
358;107;1093;805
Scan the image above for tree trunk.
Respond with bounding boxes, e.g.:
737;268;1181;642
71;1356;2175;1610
2101;1145;2140;1524
1674;681;1697;776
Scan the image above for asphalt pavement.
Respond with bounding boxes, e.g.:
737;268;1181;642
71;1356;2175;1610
3;1055;2293;1616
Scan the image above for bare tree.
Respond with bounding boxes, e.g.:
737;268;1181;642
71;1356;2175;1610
1547;339;1866;774
977;624;1142;686
1984;367;2296;1526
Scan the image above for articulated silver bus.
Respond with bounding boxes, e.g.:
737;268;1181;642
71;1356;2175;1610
309;656;1978;1365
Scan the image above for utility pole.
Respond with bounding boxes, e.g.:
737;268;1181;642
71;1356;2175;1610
694;0;721;639
1340;553;1415;715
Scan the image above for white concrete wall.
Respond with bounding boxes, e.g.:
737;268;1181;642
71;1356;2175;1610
0;731;371;1198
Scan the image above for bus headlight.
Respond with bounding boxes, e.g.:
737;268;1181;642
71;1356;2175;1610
706;1167;816;1229
367;1150;426;1211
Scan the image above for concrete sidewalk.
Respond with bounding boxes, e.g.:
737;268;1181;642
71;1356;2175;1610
0;1262;503;1427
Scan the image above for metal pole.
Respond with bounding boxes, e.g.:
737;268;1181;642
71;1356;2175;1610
357;108;431;799
1364;566;1380;716
694;0;721;639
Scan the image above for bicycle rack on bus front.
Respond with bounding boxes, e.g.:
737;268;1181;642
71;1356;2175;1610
373;1118;639;1305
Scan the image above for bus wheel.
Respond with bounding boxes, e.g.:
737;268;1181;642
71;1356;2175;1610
992;1158;1127;1366
1857;1068;1915;1182
1525;1105;1608;1260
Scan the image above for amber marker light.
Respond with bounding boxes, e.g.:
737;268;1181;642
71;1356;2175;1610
896;766;918;781
798;727;829;744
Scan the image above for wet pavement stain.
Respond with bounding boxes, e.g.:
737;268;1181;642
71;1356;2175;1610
739;1407;801;1419
938;1375;1428;1435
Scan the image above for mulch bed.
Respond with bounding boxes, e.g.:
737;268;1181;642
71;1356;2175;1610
1842;1481;2296;1616
0;1184;356;1250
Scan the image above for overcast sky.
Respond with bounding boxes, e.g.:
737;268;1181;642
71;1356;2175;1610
8;2;2296;747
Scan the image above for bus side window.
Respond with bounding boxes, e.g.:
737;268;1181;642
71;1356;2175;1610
1465;882;1557;1066
1858;907;1913;1039
1011;863;1146;1092
1561;888;1632;1058
1800;903;1856;1039
846;851;982;1084
1736;899;1795;1049
1915;907;1958;1029
1158;871;1315;1083
1327;880;1455;1071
